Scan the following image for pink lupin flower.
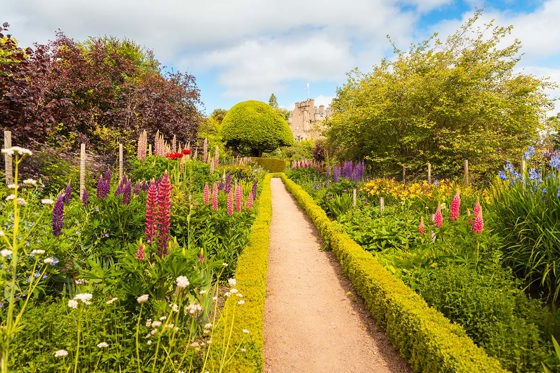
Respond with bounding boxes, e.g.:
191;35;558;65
418;217;425;234
212;182;219;211
203;183;210;205
246;191;254;210
473;198;481;218
450;191;460;221
199;248;204;263
473;209;484;234
227;189;234;216
235;184;242;212
135;241;146;261
156;171;172;256
145;181;158;245
434;204;443;228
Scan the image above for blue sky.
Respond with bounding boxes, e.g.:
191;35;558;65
4;0;560;116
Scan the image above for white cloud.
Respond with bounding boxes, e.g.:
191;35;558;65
189;35;351;98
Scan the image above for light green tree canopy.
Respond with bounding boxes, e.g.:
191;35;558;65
222;100;294;156
326;12;554;181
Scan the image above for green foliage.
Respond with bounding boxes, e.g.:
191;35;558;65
222;100;294;156
278;139;315;161
488;156;560;303
407;265;556;372
280;174;506;372
252;157;287;172
326;12;553;181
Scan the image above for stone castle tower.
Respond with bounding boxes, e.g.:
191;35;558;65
288;99;331;140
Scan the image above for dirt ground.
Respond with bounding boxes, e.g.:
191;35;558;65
263;178;411;373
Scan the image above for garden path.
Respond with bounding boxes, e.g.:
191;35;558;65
263;178;410;373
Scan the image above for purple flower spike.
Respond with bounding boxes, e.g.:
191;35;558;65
62;181;72;204
52;194;65;236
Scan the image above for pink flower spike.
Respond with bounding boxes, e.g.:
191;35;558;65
473;198;481;217
135;242;146;261
450;191;460;221
212;182;219;211
203;183;210;205
434;204;443;228
145;181;158;245
246;191;254;210
235;184;242;212
418;217;425;234
227;189;233;216
473;210;484;234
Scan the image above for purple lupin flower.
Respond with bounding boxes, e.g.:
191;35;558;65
96;176;109;200
81;188;89;206
52;194;65;236
224;173;232;194
218;180;224;191
122;180;131;205
252;179;258;198
133;182;142;195
62;181;72;203
103;168;112;184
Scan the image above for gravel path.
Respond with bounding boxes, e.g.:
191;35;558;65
263;178;411;373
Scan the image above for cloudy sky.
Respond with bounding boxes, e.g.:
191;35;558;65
3;0;559;115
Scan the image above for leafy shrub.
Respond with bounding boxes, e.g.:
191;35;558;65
406;264;557;372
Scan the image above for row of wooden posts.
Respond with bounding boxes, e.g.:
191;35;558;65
3;130;124;200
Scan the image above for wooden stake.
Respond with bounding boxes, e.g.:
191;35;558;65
521;157;526;181
80;143;86;199
464;159;469;186
352;188;357;207
380;197;385;213
119;143;124;181
427;162;431;184
3;131;13;185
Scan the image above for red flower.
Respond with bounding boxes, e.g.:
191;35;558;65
182;149;191;155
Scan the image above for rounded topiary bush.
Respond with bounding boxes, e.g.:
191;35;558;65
222;100;294;156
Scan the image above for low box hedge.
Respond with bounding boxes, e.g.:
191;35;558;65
280;173;508;373
206;173;273;372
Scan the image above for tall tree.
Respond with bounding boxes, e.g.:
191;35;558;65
326;12;553;181
268;93;278;108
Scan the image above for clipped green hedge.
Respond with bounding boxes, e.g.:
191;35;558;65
252;157;287;173
207;173;273;372
279;174;508;373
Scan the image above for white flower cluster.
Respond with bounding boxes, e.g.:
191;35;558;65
137;294;149;304
185;303;203;315
1;249;12;258
1;147;32;156
176;275;190;288
53;349;68;358
30;249;45;255
67;293;93;308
